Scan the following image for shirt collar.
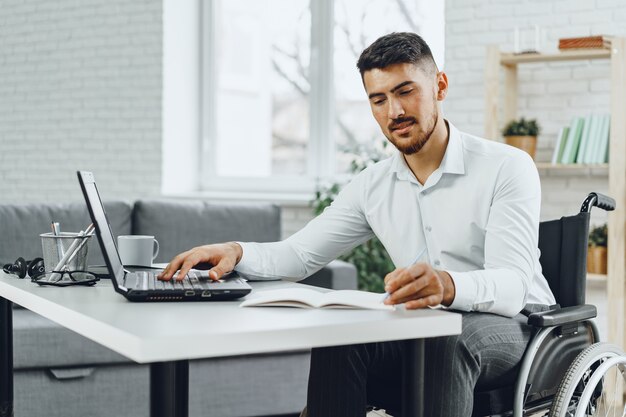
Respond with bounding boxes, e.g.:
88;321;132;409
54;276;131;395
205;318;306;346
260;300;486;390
441;121;465;175
390;120;466;182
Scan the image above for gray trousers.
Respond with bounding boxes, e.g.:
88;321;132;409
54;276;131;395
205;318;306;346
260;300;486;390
306;312;533;417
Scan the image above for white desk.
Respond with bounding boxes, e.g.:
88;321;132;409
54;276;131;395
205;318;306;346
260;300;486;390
0;272;462;417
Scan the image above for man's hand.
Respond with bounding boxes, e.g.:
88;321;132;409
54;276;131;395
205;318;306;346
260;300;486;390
157;242;243;282
383;263;455;309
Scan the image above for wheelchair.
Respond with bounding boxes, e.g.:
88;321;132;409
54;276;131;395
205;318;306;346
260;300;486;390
473;192;626;417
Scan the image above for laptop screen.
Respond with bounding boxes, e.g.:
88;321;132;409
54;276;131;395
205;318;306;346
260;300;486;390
77;171;125;286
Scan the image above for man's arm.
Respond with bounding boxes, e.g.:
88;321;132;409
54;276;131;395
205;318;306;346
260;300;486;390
235;184;374;281
159;173;374;282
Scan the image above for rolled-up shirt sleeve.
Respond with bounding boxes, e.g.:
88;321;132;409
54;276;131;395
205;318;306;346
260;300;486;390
447;152;541;317
235;174;374;281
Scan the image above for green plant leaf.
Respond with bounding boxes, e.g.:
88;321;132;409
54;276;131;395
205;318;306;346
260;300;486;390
502;117;541;136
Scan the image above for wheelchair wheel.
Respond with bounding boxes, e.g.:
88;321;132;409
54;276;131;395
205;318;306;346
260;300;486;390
549;342;626;417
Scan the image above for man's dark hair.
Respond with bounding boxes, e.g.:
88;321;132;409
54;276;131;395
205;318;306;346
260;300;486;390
356;32;437;77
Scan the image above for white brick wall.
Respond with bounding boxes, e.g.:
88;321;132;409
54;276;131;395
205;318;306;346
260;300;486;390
444;0;626;229
0;0;162;204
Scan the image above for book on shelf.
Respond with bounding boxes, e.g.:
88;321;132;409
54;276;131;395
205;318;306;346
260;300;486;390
558;35;612;50
575;115;594;164
586;115;604;164
551;114;610;165
592;114;611;164
551;126;569;164
239;288;395;310
559;117;584;164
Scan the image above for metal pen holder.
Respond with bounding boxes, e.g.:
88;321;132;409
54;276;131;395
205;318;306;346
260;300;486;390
40;232;92;272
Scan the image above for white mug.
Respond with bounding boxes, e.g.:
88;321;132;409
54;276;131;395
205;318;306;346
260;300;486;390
117;235;159;267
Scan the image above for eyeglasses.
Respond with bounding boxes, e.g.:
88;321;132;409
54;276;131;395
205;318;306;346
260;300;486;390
32;270;99;287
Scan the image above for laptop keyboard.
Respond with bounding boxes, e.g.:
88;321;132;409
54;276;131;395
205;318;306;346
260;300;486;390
129;270;222;291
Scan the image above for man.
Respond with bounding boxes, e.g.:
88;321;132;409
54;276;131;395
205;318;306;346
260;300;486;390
159;32;555;416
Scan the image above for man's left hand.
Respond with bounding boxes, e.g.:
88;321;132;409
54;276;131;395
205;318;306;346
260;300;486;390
383;263;456;309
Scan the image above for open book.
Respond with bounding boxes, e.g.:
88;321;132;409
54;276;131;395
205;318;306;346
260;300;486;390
240;288;394;310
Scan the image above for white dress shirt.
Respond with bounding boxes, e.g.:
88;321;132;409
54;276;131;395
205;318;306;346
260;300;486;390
236;121;556;317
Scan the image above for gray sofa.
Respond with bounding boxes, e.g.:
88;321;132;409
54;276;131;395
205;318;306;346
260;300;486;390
0;199;357;417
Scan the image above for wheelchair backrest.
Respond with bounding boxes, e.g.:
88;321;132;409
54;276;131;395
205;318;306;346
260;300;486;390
538;212;590;308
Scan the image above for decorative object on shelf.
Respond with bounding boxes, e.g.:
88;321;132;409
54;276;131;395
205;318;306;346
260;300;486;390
558;35;612;50
502;117;540;159
587;223;608;275
514;25;541;54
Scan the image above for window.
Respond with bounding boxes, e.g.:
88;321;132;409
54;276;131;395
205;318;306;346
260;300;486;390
201;0;444;197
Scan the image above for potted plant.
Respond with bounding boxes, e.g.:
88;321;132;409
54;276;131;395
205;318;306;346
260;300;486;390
587;223;608;275
502;117;540;159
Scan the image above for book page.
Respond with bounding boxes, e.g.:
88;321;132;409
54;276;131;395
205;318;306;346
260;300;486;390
319;290;394;310
240;288;325;308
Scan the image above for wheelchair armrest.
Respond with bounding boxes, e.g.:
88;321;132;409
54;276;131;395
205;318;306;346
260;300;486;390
527;304;597;327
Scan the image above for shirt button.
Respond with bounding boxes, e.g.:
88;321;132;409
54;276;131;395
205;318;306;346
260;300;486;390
425;226;432;232
434;260;441;266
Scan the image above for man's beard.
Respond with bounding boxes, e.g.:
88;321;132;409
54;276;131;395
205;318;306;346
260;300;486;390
387;109;438;155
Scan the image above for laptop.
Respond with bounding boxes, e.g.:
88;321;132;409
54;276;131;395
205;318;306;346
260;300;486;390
77;171;252;302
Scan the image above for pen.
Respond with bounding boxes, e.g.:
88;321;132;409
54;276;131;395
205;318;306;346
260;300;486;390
51;222;64;260
382;247;428;303
408;247;428;267
63;224;95;267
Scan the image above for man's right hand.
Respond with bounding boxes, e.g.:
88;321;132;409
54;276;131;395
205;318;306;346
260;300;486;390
157;242;243;282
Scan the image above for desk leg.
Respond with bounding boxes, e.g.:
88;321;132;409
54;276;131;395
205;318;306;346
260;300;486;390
150;360;189;417
401;339;424;417
0;297;13;417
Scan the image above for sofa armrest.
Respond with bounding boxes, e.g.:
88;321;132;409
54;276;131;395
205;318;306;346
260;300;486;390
527;304;597;327
299;260;358;290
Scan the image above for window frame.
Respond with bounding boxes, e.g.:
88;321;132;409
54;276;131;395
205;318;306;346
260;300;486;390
199;0;335;199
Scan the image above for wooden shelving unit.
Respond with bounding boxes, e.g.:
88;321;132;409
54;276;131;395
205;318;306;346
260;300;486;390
484;39;626;352
534;162;609;170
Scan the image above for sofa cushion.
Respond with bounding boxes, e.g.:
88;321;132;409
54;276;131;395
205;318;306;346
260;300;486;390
132;200;281;263
15;364;149;417
0;201;132;268
13;309;132;369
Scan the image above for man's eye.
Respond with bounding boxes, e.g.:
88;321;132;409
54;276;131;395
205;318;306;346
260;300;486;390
372;99;386;106
399;89;413;95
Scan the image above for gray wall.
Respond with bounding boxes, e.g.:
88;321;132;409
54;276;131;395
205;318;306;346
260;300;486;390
0;0;163;203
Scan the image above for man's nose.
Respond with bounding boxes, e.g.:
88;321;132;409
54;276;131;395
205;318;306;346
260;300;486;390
388;98;405;120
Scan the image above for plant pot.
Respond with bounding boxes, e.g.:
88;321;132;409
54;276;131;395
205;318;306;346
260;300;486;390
587;245;607;275
504;135;537;159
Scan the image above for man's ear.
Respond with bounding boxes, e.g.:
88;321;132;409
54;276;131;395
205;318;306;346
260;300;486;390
436;71;448;101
